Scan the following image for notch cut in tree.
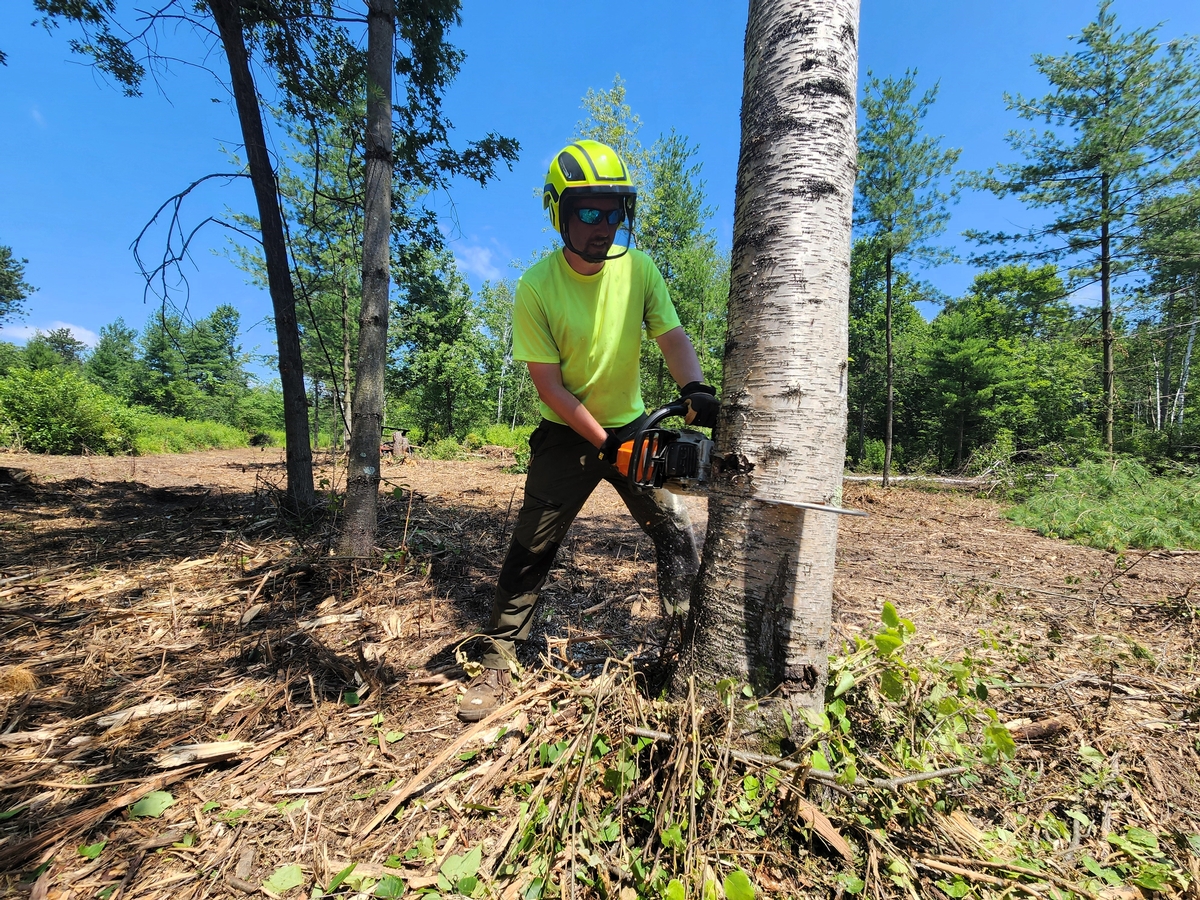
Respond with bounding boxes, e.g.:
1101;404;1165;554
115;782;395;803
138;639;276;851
677;0;859;714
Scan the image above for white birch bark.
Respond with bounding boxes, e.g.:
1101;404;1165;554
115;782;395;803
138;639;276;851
1173;291;1198;428
678;0;858;714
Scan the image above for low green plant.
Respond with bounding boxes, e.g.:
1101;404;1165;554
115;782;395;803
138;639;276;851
479;422;534;449
1010;458;1200;551
125;410;248;454
422;437;466;460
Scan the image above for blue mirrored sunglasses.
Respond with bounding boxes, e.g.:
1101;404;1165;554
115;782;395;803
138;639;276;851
575;207;625;226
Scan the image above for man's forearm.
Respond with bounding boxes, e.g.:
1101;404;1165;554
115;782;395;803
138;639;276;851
527;363;608;447
541;383;608;447
656;326;705;388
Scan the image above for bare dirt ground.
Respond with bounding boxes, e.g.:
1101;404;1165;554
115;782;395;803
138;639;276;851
1;448;1198;898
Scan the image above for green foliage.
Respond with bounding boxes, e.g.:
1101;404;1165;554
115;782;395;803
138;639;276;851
0;244;35;324
128;790;174;819
124;411;248;455
77;840;106;860
0;341;21;376
421;438;466;460
86;318;139;400
1010;459;1200;551
811;602;1016;808
0;367;135;454
261;864;305;894
856;71;960;264
391;249;491;442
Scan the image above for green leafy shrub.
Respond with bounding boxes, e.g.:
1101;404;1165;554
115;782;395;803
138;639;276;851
480;423;534;449
0;367;135;454
1009;459;1200;551
422;438;465;460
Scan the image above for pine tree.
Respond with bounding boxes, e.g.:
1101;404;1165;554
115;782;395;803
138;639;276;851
969;0;1200;450
855;70;960;486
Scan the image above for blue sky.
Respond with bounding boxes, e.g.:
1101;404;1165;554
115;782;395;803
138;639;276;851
2;0;1199;363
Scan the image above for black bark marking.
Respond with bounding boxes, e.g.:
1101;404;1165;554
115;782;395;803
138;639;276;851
764;13;815;47
780;382;804;400
796;76;854;102
779;179;839;201
732;221;781;258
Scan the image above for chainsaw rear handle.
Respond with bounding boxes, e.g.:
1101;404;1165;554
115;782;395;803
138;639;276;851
623;401;689;493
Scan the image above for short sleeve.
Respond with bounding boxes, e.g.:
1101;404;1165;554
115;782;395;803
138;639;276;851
640;254;682;339
511;277;561;364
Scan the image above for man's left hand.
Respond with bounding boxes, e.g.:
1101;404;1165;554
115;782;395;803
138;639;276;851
679;382;718;428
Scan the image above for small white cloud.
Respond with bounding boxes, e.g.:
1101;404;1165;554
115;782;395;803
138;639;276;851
0;321;100;347
30;106;45;127
455;245;502;282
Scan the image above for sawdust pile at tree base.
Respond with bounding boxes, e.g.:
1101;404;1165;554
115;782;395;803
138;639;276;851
0;448;1197;898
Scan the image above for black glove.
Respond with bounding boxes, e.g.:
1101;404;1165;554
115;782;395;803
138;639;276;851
598;432;621;465
679;381;719;428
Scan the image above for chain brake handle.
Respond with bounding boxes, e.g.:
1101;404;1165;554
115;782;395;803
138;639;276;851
627;400;689;493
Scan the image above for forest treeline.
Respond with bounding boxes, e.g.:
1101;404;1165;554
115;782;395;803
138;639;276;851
3;4;1200;476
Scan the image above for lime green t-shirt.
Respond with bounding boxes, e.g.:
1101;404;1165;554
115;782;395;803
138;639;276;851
512;248;681;428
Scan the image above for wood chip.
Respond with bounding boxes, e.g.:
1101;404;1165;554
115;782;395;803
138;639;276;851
97;698;204;729
154;741;255;769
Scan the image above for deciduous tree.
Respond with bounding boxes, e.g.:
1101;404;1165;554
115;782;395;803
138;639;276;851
679;0;860;714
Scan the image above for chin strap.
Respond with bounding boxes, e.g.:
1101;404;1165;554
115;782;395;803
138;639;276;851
563;233;632;263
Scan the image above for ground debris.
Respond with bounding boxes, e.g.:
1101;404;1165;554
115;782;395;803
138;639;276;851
0;451;1195;898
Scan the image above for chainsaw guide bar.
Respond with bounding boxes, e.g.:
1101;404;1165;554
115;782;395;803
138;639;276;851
619;403;867;518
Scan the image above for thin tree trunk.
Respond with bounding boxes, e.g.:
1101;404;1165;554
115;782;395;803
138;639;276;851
312;378;320;449
677;0;859;716
1160;291;1175;429
208;0;313;511
340;0;394;557
1100;173;1114;452
883;247;894;487
1173;290;1197;428
1152;355;1161;431
341;278;352;448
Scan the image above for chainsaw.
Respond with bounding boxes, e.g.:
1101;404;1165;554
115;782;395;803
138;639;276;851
615;401;713;494
612;403;869;518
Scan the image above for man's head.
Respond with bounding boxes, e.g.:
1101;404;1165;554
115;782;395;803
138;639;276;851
542;140;636;264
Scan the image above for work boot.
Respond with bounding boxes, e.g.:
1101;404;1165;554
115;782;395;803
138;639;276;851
457;668;512;722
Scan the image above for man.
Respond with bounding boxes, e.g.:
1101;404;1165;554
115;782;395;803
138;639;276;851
459;140;719;721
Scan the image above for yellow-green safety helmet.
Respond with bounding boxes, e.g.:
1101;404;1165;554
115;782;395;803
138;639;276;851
543;140;637;256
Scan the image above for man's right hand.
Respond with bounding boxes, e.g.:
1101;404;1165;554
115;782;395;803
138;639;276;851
679;382;719;428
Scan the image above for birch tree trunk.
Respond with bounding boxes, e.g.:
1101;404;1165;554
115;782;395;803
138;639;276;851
340;0;394;557
1173;291;1198;429
677;0;858;715
208;0;313;512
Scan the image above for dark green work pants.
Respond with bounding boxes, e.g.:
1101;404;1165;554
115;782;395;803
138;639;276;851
477;418;699;670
